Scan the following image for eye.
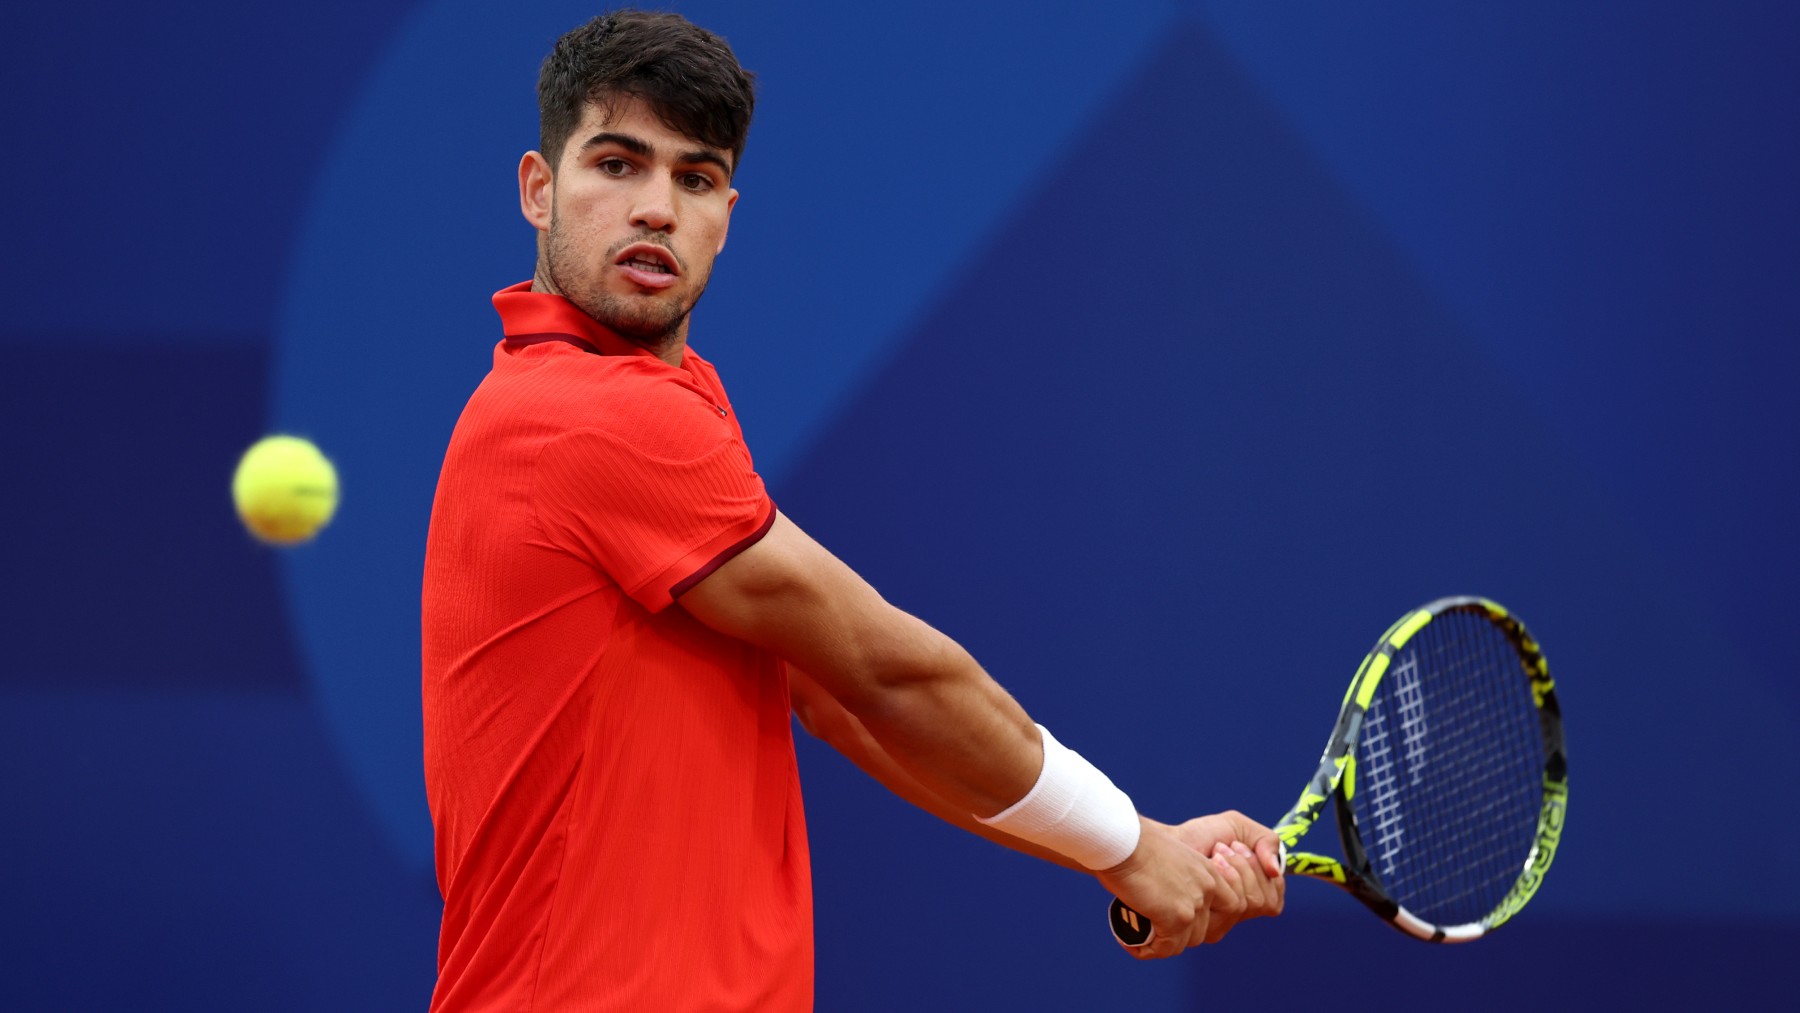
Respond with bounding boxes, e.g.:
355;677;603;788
679;172;716;194
597;157;633;177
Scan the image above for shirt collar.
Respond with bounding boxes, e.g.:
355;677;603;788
491;280;666;359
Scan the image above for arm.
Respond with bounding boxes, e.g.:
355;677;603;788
789;665;1285;942
680;511;1281;955
786;665;1084;872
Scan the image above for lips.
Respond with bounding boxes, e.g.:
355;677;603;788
615;242;680;290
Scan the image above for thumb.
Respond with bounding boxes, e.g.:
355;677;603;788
1216;811;1282;878
1254;834;1284;878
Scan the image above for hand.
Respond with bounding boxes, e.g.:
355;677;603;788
1172;811;1286;941
1094;817;1230;960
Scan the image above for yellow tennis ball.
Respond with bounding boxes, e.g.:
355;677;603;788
232;435;339;545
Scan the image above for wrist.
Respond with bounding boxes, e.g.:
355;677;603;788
976;724;1141;870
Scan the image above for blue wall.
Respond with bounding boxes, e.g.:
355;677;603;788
4;2;1796;1008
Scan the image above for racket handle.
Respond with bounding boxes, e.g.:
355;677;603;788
1107;842;1289;948
1109;897;1154;947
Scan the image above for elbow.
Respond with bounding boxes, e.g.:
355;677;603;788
791;692;837;743
789;667;863;749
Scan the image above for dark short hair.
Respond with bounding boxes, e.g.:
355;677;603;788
538;10;756;174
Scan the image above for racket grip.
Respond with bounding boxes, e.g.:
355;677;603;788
1107;842;1290;947
1109;897;1154;947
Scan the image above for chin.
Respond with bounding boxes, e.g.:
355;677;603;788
594;295;689;343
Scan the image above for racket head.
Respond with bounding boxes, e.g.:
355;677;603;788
1329;597;1566;941
1111;597;1565;949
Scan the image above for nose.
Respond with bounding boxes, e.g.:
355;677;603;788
630;177;677;233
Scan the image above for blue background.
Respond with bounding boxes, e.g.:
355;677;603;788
4;1;1796;1008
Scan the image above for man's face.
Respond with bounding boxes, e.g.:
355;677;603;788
523;95;738;348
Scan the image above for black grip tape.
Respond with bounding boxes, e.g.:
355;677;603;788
1109;897;1154;947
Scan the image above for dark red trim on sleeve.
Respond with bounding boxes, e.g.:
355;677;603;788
669;505;778;600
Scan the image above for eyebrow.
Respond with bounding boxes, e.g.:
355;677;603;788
578;131;734;179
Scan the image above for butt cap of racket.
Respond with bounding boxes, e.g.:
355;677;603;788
1109;897;1153;947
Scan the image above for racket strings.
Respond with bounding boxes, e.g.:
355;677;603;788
1349;610;1546;928
1407;615;1543;916
1397;615;1543;920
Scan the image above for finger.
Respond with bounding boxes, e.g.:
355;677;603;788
1226;843;1264;889
1146;922;1188;960
1227;843;1271;907
1123;921;1171;960
1252;834;1285;879
1205;849;1264;942
1200;847;1245;945
1183;903;1212;952
1208;846;1247;915
1221;838;1286;916
1225;846;1270;915
1138;906;1194;960
1216;812;1283;877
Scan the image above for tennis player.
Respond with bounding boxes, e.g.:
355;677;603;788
420;11;1283;1011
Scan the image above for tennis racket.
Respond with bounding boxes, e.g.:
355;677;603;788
1109;596;1566;946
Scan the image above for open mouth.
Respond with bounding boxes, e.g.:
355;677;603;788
615;243;680;278
620;254;672;274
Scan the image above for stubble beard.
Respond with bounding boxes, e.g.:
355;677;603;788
543;207;711;349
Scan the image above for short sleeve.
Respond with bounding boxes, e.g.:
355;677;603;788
532;388;774;612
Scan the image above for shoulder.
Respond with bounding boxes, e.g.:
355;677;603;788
680;346;723;383
539;372;739;475
493;346;727;454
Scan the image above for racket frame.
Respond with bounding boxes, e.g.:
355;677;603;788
1273;596;1567;943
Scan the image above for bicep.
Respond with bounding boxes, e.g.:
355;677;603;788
677;511;938;708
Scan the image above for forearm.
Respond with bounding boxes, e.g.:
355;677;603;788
829;619;1044;819
792;669;1083;872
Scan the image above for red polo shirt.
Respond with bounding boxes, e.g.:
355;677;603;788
421;282;812;1011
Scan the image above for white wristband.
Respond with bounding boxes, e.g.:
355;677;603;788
976;724;1141;870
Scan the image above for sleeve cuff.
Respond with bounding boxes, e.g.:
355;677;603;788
630;500;777;612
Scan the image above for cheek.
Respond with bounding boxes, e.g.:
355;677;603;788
549;206;612;259
555;188;618;230
697;217;731;257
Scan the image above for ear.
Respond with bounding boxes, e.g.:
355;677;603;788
716;188;739;255
519;151;554;232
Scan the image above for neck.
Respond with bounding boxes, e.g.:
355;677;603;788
646;331;688;368
531;260;689;367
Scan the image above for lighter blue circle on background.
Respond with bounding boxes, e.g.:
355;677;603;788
273;0;1178;871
